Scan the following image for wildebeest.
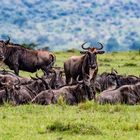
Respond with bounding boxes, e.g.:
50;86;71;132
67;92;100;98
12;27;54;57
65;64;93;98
64;42;105;84
97;83;140;105
31;74;94;105
0;69;32;87
0;38;56;75
95;69;140;92
49;67;65;89
0;80;32;105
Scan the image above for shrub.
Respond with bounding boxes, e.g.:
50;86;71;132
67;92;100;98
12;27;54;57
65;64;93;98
123;63;137;67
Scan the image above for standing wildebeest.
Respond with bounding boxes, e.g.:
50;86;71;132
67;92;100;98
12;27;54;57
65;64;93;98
64;42;105;85
97;83;140;105
0;38;56;75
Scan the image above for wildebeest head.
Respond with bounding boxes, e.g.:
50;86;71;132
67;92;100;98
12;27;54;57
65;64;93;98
30;75;50;93
95;71;119;92
49;67;65;88
76;74;94;100
80;42;105;69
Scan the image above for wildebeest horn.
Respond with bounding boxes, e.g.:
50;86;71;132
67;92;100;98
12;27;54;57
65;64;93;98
30;76;38;80
49;54;56;68
5;36;10;45
76;75;83;84
81;42;90;50
111;68;118;75
96;42;104;50
2;69;6;74
14;77;21;86
1;81;7;86
35;73;40;79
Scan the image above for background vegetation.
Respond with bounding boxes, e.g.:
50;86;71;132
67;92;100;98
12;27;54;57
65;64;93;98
0;51;140;140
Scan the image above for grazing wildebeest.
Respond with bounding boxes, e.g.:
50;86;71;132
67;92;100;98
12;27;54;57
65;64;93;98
31;74;94;105
64;42;105;84
97;83;140;105
0;38;56;75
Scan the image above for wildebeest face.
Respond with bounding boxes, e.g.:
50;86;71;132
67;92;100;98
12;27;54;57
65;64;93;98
106;74;117;90
77;74;94;100
87;51;97;69
80;42;105;69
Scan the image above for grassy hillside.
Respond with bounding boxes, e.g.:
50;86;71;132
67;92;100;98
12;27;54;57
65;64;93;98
0;51;140;140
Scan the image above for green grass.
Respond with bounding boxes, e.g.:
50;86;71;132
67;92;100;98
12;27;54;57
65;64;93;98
0;50;140;140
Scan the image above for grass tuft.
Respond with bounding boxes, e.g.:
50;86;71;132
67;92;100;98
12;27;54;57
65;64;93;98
46;120;102;135
123;63;137;67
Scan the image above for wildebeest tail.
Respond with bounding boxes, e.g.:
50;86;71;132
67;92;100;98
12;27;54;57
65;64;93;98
49;54;56;67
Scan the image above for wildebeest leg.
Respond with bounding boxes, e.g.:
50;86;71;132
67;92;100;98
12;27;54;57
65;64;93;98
41;66;50;75
65;75;71;84
13;64;19;76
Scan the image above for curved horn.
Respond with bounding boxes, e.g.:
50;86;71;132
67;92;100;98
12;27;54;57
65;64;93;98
5;36;10;45
2;69;6;74
111;68;118;75
97;42;104;50
76;75;83;84
81;42;90;50
35;73;40;79
14;77;21;86
1;81;7;86
30;76;38;80
49;54;56;68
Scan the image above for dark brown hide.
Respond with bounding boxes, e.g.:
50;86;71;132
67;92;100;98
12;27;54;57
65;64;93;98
0;41;56;75
32;78;93;105
97;83;140;105
64;42;104;85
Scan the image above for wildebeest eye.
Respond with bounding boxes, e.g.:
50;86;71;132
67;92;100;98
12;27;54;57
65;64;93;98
15;85;20;90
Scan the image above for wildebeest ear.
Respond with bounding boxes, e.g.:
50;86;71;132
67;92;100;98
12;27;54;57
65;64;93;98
2;42;6;48
96;50;105;54
80;51;87;54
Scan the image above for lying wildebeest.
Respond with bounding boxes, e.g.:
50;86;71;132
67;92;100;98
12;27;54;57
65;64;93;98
0;69;32;87
32;74;94;105
0;73;54;105
49;67;65;89
64;42;105;84
95;70;119;92
0;80;32;105
95;69;140;92
0;38;56;75
97;83;140;105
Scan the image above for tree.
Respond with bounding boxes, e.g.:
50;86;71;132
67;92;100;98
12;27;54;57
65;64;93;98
106;37;120;52
22;43;37;50
129;40;140;50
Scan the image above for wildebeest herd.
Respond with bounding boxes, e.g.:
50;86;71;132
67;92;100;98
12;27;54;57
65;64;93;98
0;37;140;106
